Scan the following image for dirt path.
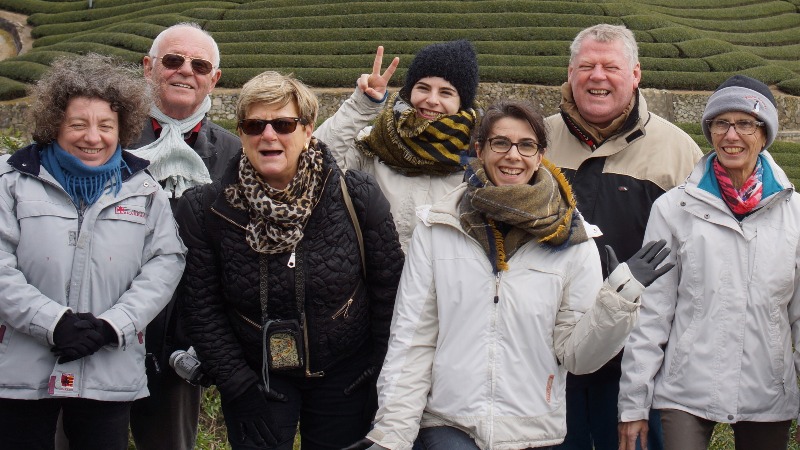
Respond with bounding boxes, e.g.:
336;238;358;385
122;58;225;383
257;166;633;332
0;10;32;58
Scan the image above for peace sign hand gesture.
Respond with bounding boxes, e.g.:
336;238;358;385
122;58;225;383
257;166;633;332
357;46;400;101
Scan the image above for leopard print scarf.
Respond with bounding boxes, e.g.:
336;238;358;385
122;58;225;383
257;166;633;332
225;139;325;254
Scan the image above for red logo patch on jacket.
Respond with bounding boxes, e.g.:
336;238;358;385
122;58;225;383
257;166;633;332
114;206;146;218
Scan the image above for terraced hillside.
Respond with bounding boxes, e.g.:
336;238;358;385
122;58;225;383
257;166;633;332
0;0;799;101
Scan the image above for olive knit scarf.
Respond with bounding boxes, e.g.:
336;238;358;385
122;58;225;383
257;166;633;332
355;93;477;176
459;157;588;273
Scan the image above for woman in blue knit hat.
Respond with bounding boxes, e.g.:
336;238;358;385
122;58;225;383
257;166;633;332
315;40;480;252
618;75;800;450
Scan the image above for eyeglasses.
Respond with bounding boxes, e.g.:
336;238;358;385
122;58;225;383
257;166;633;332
487;137;543;157
238;118;308;135
706;119;764;136
156;53;215;75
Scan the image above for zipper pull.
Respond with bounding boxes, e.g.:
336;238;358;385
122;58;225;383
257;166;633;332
287;251;296;268
494;273;501;304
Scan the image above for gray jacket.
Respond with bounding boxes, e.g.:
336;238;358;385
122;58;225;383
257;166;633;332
619;151;800;423
0;144;186;401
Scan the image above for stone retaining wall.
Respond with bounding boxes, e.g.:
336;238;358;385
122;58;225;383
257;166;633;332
2;83;799;142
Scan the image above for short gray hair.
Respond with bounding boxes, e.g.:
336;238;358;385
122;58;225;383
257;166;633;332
149;22;220;67
570;24;639;70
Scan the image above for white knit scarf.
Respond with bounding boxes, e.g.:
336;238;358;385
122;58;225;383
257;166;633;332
129;96;213;198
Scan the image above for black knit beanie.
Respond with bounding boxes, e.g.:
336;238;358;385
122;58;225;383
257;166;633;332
401;40;479;110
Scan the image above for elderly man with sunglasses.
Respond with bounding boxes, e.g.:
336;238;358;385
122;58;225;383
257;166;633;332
126;22;241;450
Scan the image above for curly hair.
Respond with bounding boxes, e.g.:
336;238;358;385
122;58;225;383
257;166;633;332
27;53;152;147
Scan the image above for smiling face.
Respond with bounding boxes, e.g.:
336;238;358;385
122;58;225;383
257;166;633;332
476;117;542;186
240;101;313;190
57;97;119;167
410;76;461;119
711;111;766;188
143;27;221;120
568;38;641;128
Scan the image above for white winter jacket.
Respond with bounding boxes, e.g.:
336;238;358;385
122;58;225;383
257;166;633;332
619;151;800;424
314;89;464;251
367;184;643;449
0;145;186;401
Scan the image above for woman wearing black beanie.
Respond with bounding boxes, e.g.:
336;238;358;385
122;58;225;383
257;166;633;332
315;40;480;252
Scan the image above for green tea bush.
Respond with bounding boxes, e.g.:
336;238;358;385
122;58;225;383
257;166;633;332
0;0;82;15
641;1;794;19
0;77;28;101
621;14;676;31
225;0;605;19
638;42;681;58
738;43;800;61
639;57;708;72
646;26;704;43
703;52;766;72
184;8;230;21
28;1;165;26
0;61;49;83
665;12;800;33
676;39;736;58
777;78;800;96
205;13;603;33
10;50;75;65
702;28;800;45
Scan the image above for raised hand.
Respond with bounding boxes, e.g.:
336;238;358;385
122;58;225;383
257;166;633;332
357;46;400;101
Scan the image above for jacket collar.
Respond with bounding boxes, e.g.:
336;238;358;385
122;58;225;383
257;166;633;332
210;141;340;229
9;143;149;182
560;90;648;154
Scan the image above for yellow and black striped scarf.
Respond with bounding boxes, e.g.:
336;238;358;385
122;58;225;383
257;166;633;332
355;93;477;176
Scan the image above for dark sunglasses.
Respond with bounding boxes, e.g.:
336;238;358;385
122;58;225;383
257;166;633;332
238;118;308;135
157;53;215;75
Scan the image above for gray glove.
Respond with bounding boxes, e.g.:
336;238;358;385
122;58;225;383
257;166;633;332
605;239;675;288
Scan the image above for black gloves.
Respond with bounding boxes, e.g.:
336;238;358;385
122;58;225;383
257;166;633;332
52;312;117;364
75;312;118;346
52;312;106;364
605;239;675;288
341;438;375;450
222;383;284;447
343;365;380;396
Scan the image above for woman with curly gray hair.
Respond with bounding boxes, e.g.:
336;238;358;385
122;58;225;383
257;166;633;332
0;53;186;449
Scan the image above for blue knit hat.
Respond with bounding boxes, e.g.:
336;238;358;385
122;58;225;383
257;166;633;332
401;40;479;110
701;75;778;150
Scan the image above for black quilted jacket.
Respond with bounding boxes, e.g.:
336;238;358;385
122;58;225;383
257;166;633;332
175;144;403;400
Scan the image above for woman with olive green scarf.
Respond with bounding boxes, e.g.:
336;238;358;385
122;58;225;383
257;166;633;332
315;40;479;251
355;100;674;450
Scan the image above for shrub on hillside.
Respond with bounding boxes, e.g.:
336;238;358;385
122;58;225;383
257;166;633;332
639;57;708;72
226;0;606;19
646;26;704;43
665;11;800;33
0;0;81;16
0;61;49;84
703;52;766;72
676;39;735;58
0;77;28;101
701;29;800;46
740;43;800;61
777;78;800;96
638;42;681;58
204;12;605;33
635;1;795;20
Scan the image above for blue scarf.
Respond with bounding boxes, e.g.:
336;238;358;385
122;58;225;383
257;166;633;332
40;142;128;206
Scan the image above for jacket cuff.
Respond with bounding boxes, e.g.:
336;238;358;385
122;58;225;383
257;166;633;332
619;409;650;422
99;308;136;350
35;305;71;346
607;263;645;303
